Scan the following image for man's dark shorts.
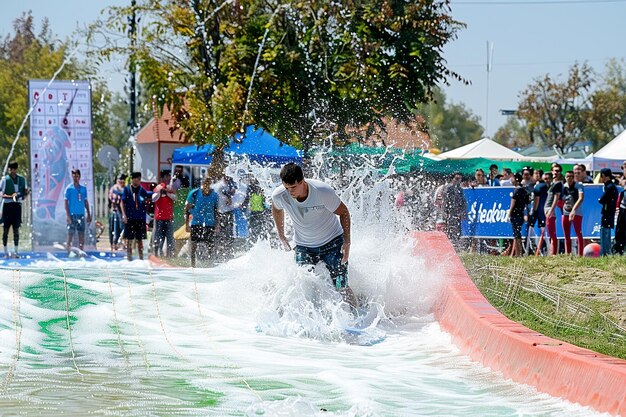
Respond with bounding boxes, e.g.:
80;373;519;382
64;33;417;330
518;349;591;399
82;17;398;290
67;214;86;233
125;219;147;240
2;202;22;229
511;216;524;239
295;235;348;289
190;225;215;242
532;212;546;228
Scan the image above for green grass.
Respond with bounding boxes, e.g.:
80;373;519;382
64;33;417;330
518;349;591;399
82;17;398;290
461;254;626;359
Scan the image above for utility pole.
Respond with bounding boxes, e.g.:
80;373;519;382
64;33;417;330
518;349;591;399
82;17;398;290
128;0;137;173
486;41;494;138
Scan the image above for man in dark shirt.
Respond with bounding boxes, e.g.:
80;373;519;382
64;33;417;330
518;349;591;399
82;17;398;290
598;168;618;256
531;171;549;255
614;164;626;255
508;173;529;257
120;172;150;261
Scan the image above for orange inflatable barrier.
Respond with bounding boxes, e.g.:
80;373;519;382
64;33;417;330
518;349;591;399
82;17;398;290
412;231;626;416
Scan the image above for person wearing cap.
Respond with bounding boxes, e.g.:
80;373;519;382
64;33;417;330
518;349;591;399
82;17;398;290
598;168;618;256
108;174;127;251
64;169;91;254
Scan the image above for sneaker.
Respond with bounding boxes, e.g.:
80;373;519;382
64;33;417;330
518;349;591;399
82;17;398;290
12;253;20;259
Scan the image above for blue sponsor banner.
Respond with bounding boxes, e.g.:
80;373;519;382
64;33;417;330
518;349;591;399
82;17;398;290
461;185;612;239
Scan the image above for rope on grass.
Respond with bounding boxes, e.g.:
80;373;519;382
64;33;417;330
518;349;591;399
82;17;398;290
476;263;626;340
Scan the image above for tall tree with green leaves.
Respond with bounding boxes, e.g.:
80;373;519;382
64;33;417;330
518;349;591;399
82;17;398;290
493;116;529;149
91;0;465;170
584;58;626;150
416;87;483;151
516;63;593;154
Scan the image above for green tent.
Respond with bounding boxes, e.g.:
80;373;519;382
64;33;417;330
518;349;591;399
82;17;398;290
312;144;574;177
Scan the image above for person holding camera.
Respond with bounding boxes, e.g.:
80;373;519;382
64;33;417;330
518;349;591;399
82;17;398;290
152;169;177;257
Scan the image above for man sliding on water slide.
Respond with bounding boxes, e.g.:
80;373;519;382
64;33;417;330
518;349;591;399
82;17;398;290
272;163;357;307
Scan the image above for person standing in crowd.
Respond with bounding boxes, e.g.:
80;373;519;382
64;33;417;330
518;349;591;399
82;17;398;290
108;174;126;252
578;164;588;183
531;170;549;254
433;180;448;232
213;174;237;261
598;168;618;256
185;176;220;267
1;161;29;258
442;172;466;248
507;173;528;257
472;169;488;187
120;172;149;261
64;169;91;254
487;164;500;186
171;165;190;190
152;169;177;257
561;171;585;256
272;163;357;307
614;163;626;255
247;176;269;242
575;164;593;184
544;171;562;255
500;168;514;186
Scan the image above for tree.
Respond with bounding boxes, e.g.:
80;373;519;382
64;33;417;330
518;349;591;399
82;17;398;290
415;88;483;151
0;12;114;177
516;63;593;154
584;58;626;150
493;116;530;149
91;0;465;169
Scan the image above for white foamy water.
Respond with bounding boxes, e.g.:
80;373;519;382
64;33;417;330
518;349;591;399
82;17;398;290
0;235;607;417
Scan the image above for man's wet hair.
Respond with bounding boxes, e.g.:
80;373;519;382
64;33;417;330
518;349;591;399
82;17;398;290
280;163;304;184
131;171;142;180
8;161;18;170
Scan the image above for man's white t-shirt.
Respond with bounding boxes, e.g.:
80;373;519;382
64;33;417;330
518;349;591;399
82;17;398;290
272;179;344;247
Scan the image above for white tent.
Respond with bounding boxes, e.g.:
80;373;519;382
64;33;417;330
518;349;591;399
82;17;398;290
595;129;626;159
592;129;626;172
438;138;524;160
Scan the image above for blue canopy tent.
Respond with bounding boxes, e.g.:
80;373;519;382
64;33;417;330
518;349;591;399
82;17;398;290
171;125;302;167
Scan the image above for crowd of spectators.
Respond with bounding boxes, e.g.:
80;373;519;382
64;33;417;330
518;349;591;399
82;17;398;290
107;165;272;264
432;161;626;257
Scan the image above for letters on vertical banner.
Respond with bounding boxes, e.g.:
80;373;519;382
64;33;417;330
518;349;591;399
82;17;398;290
28;80;94;250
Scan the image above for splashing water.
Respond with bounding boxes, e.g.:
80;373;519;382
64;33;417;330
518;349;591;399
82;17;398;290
0;161;607;416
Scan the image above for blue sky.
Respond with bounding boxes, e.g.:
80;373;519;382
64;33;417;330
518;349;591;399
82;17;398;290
2;0;625;137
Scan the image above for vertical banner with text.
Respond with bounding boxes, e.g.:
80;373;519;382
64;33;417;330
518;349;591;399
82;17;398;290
28;80;95;251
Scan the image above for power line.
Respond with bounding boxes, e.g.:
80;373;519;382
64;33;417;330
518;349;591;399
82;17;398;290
453;0;626;4
448;57;622;68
